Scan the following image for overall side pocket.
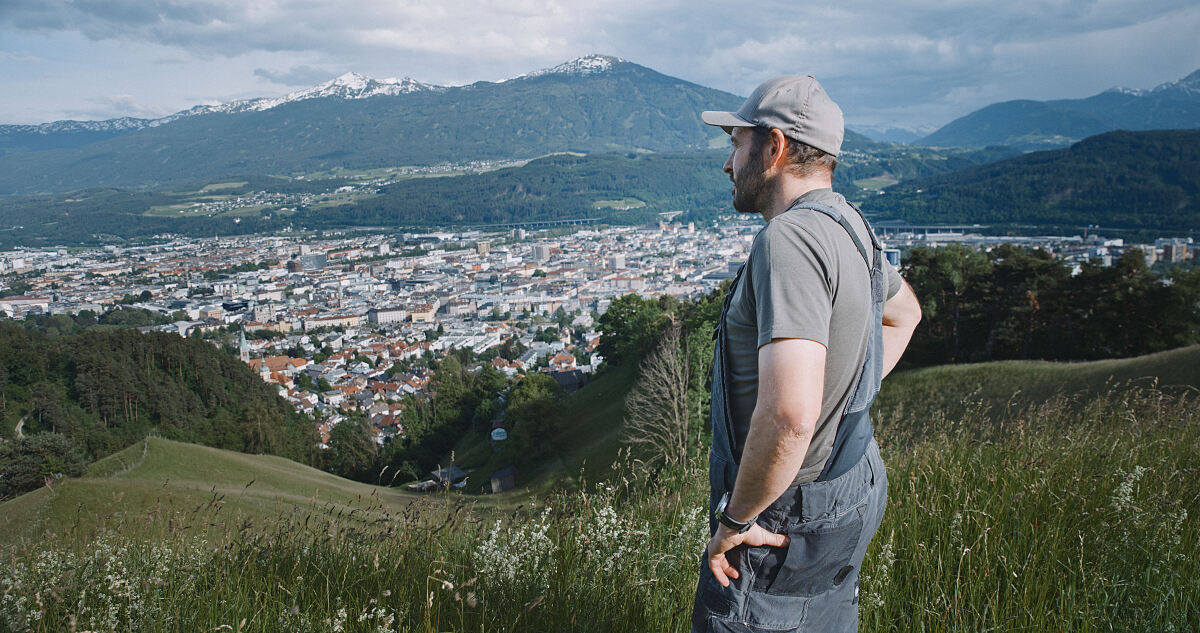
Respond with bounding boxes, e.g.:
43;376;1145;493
759;508;864;597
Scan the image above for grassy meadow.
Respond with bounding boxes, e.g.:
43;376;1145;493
1;348;1198;632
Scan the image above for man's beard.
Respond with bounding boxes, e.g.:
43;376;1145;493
731;156;768;214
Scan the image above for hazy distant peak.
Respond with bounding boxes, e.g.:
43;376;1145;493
1152;68;1200;96
0;117;155;135
1103;86;1145;97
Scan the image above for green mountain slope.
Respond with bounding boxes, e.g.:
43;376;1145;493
862;129;1200;229
0;143;1016;249
0;59;750;194
0;323;319;499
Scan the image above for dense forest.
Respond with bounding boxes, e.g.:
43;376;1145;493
863;130;1200;230
0;324;318;498
902;245;1200;364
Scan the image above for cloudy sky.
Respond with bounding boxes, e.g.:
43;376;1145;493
2;0;1199;131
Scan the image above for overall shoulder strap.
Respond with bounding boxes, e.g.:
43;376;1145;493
789;200;883;272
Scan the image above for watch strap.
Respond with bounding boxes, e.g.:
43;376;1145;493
716;492;756;533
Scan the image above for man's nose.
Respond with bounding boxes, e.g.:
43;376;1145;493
722;154;733;174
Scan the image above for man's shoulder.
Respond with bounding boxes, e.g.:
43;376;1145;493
762;204;847;254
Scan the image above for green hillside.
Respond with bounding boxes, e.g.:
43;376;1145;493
3;345;1197;631
0;323;320;500
449;363;640;494
874;344;1200;440
863;129;1200;230
0;436;414;547
0;143;1014;248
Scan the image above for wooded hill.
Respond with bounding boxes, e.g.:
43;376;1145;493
863;130;1200;230
0;323;319;499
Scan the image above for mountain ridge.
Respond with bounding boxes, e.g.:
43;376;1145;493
0;54;760;193
0;54;635;133
920;68;1200;149
863;129;1200;230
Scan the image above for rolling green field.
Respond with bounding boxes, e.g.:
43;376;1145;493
1;348;1197;632
0;437;419;549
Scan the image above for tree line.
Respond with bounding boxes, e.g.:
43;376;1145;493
899;244;1200;364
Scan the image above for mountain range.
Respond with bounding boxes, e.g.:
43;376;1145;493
919;69;1200;150
0;56;730;193
1;56;1199;241
0;55;884;195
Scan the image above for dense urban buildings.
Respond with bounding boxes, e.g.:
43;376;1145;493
1;219;1193;446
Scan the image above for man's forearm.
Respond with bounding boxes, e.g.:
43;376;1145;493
881;323;915;378
724;407;815;522
880;280;921;378
721;338;825;524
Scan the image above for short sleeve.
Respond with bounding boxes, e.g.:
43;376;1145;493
748;221;833;349
884;259;902;299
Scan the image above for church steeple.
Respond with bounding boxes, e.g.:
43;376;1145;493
239;329;250;363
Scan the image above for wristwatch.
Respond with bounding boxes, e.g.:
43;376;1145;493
715;492;757;534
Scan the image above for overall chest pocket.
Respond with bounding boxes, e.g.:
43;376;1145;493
752;506;864;597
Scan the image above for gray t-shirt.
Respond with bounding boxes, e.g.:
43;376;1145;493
724;188;901;484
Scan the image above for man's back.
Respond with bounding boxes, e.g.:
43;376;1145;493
723;187;901;483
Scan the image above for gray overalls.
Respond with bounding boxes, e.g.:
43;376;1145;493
692;200;889;633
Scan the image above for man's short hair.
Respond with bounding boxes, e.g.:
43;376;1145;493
750;126;838;178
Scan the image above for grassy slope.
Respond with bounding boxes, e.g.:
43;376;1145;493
460;345;1200;494
0;436;417;548
4;345;1196;549
874;344;1200;436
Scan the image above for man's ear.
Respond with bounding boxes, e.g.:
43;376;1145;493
765;128;790;169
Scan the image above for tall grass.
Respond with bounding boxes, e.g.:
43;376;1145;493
2;387;1197;632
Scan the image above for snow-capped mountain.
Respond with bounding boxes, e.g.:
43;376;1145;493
519;54;625;79
1106;70;1200;98
0;54;746;194
5;57;628;136
1152;69;1200;97
2;72;443;136
0;116;156;135
168;71;443;120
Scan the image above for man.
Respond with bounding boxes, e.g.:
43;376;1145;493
692;76;922;632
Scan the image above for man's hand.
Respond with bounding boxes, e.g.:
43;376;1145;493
706;524;790;587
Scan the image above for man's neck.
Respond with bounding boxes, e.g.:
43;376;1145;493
761;174;833;222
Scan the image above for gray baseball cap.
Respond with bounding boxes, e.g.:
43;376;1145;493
702;75;844;157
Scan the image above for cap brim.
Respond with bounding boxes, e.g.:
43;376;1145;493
701;110;754;133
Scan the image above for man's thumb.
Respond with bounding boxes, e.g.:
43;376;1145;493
766;531;789;548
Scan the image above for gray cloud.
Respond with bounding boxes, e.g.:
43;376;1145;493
0;51;43;62
253;65;334;86
2;0;1198;128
